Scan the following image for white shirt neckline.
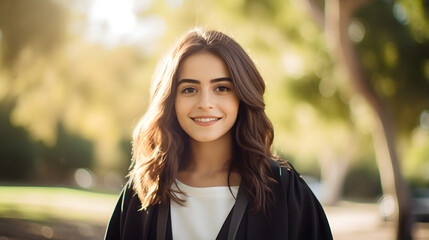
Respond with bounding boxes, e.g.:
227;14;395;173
170;180;239;240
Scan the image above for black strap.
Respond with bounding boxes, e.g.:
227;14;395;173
156;199;170;240
227;184;248;240
273;160;291;240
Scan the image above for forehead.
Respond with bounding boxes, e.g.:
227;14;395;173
178;51;230;81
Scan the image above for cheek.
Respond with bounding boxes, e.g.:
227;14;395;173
175;97;190;120
226;96;240;116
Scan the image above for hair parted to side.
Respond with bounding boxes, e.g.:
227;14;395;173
129;28;277;213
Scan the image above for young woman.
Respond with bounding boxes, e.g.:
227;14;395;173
105;28;333;240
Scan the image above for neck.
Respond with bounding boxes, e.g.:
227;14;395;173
187;131;233;173
179;131;241;187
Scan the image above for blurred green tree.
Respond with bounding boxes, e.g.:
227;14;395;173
300;0;429;239
0;0;149;183
0;0;427;215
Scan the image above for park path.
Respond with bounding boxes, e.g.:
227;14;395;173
0;200;428;239
325;201;429;240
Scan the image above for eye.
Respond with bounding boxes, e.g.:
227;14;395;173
182;87;197;93
215;86;230;92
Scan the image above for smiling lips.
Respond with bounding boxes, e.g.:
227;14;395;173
191;116;222;126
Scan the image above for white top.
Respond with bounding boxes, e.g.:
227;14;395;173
170;180;239;240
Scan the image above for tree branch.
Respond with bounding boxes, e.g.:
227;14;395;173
342;0;377;17
301;0;325;29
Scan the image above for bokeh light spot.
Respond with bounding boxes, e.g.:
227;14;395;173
282;52;304;78
41;226;54;239
383;42;398;68
420;110;429;130
348;19;365;43
319;78;336;98
378;194;395;219
75;168;94;188
393;3;409;25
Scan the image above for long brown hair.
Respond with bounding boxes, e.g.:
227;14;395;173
130;28;276;213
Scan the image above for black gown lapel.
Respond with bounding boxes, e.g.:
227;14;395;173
227;185;248;240
156;199;170;240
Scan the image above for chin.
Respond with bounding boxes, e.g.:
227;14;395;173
188;130;232;144
190;136;220;143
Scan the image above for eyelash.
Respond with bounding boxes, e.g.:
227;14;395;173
182;87;197;93
215;86;230;92
181;85;231;93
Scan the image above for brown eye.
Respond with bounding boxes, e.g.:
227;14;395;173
215;86;230;92
182;87;197;93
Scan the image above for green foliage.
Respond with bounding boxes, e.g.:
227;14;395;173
0;0;428;190
355;0;429;134
398;0;429;42
403;129;429;187
42;123;94;181
351;0;429;185
0;0;67;67
0;103;37;181
0;103;93;183
343;158;382;200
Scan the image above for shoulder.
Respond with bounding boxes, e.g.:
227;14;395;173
118;180;156;215
269;158;318;203
269;159;333;239
105;180;154;239
269;158;303;186
108;180;143;222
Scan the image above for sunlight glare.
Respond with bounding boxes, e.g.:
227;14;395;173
90;0;137;35
165;0;183;8
282;51;304;78
86;0;164;48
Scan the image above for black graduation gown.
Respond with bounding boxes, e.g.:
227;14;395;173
105;161;333;240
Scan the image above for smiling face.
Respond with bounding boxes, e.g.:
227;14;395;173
174;51;240;143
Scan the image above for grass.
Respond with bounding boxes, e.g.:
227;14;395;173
0;186;119;225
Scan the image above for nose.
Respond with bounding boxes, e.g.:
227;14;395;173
197;89;214;110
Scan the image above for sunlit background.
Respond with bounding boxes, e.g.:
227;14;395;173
0;0;429;239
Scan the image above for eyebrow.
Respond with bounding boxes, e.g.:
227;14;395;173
177;77;232;85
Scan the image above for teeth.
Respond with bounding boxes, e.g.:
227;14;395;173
193;118;219;122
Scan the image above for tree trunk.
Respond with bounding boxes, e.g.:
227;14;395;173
320;151;349;205
323;0;414;239
302;0;414;239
